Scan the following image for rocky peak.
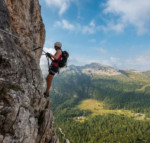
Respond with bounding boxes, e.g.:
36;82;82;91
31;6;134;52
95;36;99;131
0;0;59;143
81;63;121;76
62;63;121;76
83;63;110;69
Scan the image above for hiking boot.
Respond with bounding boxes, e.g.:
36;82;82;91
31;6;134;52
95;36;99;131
44;92;49;98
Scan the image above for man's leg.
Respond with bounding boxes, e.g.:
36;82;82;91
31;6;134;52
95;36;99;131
46;74;54;95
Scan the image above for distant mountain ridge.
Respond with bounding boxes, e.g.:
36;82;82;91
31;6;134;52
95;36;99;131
63;63;150;77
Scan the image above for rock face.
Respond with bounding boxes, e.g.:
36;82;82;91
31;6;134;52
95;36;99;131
5;0;45;62
0;0;59;143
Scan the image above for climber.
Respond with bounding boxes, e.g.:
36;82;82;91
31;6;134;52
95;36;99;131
44;42;62;98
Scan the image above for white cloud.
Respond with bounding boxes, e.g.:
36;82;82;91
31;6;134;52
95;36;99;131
102;22;125;33
40;55;48;75
82;20;96;34
104;0;150;34
104;52;150;71
45;0;71;15
125;51;150;71
55;19;98;34
82;26;95;34
97;48;107;54
55;19;75;30
90;20;95;27
43;47;56;55
109;57;122;68
110;57;120;63
68;56;100;66
91;47;107;54
68;55;120;69
68;56;120;68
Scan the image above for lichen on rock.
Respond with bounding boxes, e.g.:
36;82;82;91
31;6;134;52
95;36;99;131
0;0;59;143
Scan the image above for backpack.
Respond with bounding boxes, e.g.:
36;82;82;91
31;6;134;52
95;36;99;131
58;51;69;68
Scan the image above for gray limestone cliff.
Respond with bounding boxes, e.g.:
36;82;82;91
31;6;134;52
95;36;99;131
0;0;59;143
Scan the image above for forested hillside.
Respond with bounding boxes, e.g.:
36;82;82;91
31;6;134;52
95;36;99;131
47;64;150;143
144;71;150;77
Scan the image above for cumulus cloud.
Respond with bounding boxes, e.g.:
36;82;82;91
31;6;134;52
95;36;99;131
104;52;150;71
82;26;95;34
90;20;95;27
45;0;71;15
125;51;150;71
68;56;100;66
54;19;98;34
104;0;150;34
102;22;125;33
55;19;75;30
110;57;120;63
82;20;96;34
68;56;121;69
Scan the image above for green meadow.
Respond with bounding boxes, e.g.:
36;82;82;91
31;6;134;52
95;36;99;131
76;99;134;118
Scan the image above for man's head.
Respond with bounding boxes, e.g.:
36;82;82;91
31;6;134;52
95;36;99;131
54;42;62;50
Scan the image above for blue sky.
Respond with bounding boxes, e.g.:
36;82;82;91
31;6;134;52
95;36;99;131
39;0;150;72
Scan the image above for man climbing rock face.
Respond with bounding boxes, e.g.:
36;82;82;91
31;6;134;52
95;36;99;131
44;42;62;98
